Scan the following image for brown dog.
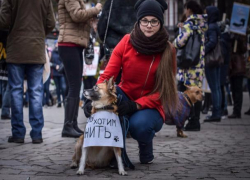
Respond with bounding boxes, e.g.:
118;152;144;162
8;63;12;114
165;85;203;138
70;77;127;175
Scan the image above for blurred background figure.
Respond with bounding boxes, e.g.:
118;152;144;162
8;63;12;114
218;19;231;118
97;0;138;84
174;0;207;131
228;34;247;119
51;41;66;108
57;0;102;138
204;6;222;122
0;28;11;120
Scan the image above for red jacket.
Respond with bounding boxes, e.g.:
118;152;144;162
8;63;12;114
98;34;176;120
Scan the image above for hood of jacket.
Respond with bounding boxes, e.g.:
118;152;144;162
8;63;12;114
206;6;220;24
186;14;208;32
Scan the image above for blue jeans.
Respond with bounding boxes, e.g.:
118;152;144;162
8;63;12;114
8;64;44;139
53;76;66;104
43;77;51;105
116;87;163;143
205;66;222;118
1;81;11;117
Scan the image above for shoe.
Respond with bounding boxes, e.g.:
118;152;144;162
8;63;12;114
184;122;200;131
1;115;11;120
62;97;83;138
244;109;250;115
8;136;24;143
204;116;221;122
228;114;241;119
57;103;62;108
138;141;154;164
32;138;43;144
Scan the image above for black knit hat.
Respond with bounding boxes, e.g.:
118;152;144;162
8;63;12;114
135;0;168;26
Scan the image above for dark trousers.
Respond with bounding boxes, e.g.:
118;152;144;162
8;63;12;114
230;76;244;116
59;46;84;98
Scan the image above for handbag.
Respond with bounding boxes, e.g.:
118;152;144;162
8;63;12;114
246;57;250;78
177;26;201;69
100;0;114;70
205;37;224;68
229;54;246;77
84;35;95;65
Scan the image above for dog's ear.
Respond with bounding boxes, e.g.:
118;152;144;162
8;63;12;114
108;76;115;90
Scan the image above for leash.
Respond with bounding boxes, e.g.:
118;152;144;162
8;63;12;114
120;116;135;170
117;95;135;170
182;92;193;107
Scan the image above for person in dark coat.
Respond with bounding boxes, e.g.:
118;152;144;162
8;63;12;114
0;0;55;144
51;42;66;108
218;20;231;118
228;34;247;118
204;6;222;122
97;0;138;83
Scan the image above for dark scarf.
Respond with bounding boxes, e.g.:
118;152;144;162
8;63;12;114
130;23;169;55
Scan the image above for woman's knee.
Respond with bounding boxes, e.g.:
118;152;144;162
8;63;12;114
128;109;163;142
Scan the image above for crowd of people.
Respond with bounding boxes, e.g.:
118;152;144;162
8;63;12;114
0;0;250;165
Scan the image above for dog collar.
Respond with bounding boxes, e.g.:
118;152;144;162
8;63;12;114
95;105;115;111
182;92;193;107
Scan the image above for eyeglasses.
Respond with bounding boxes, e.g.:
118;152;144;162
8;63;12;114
140;19;160;27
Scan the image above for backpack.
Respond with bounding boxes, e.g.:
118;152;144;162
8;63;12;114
176;21;201;69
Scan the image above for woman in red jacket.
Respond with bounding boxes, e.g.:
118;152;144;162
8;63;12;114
85;0;178;164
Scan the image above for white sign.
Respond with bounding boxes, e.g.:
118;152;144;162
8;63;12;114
83;111;124;148
82;46;99;76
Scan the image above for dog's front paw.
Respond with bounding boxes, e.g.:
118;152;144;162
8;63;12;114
177;130;188;138
119;170;128;176
76;170;85;175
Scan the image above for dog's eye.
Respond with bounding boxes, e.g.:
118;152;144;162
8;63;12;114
94;85;99;91
196;91;199;94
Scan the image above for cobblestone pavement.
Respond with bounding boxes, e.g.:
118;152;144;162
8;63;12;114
0;93;250;180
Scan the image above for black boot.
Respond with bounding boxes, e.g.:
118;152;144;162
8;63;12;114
138;141;154;164
73;98;84;134
202;93;211;114
184;101;202;131
62;97;82;138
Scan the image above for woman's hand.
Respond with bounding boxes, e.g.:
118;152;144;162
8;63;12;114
95;3;102;13
117;100;138;116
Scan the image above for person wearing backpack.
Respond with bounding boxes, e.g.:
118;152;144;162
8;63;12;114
203;6;222;122
174;0;208;131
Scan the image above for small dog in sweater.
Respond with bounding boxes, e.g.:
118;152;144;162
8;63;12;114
165;85;203;138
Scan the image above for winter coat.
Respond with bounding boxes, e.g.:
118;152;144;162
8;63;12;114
97;34;177;120
174;14;208;88
205;6;220;55
51;47;63;77
97;0;138;48
0;0;55;64
58;0;100;48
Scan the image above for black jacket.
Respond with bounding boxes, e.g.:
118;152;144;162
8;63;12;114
97;0;138;48
205;6;220;55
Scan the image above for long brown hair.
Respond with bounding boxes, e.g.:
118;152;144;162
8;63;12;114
151;42;179;115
